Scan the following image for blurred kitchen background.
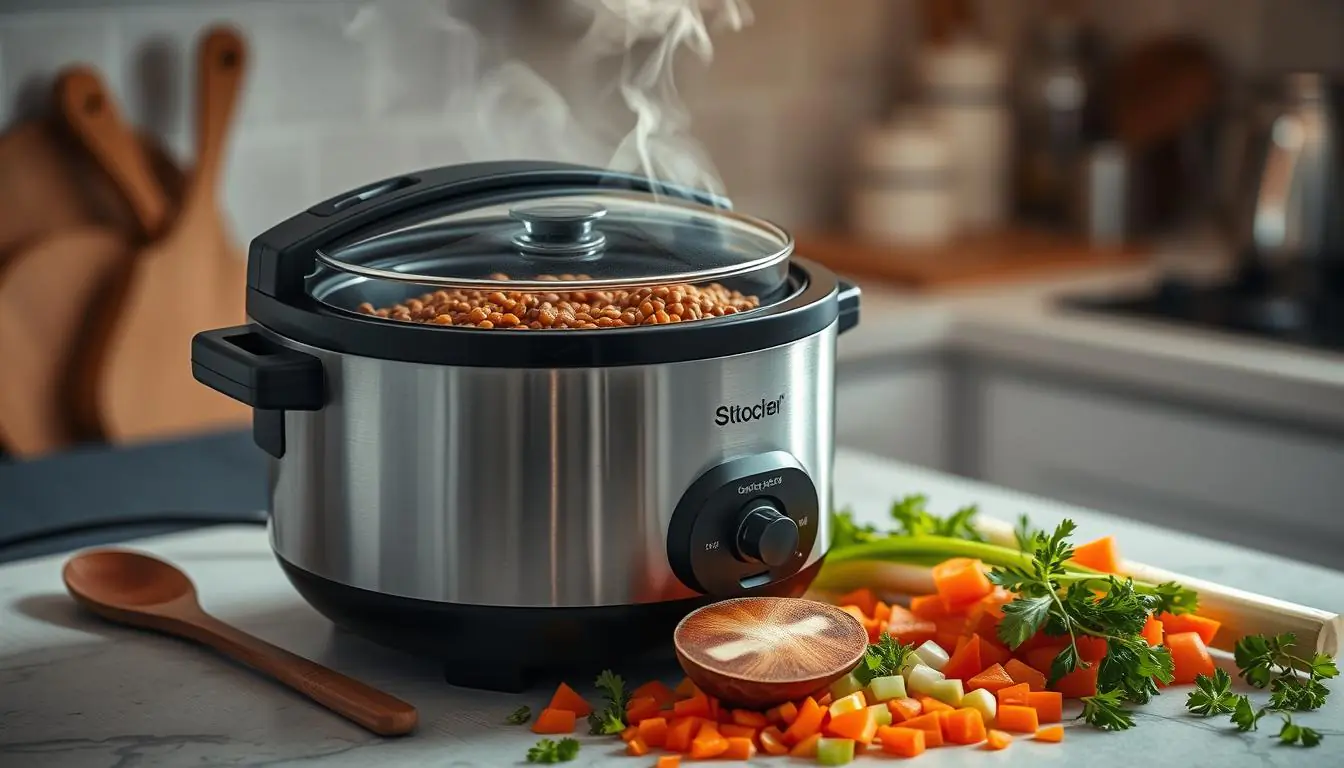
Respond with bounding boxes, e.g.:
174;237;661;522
0;1;1341;567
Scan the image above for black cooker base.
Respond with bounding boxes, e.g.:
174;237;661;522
278;555;827;693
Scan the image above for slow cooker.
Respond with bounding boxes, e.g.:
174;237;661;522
191;161;861;691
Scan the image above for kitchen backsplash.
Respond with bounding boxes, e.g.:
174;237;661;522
1;0;1342;241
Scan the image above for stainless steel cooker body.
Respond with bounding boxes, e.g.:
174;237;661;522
266;323;835;609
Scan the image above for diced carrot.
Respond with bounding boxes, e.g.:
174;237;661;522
1070;536;1120;572
665;716;700;753
1167;631;1216;684
777;700;799;726
547;682;593;717
1159;613;1221;646
1028;691;1063;724
1025;644;1068;677
1077;636;1109;663
626;736;649;756
656;755;681;768
632;680;676;707
942;635;983;681
1141;615;1165;647
836;588;878;617
722;736;755;760
916;695;954;715
985;729;1013;750
719;723;756;740
997;704;1039;733
764;705;782;724
887;605;939;647
531;707;576;734
637;716;668;748
708;696;721;722
979;587;1014;619
1034;725;1065;743
936;632;964;656
887;697;923;723
1004;658;1048;691
825;707;878;744
789;732;822;758
626;696;661;724
784;698;825;744
877;725;926;758
838;604;869;626
620;725;638;742
815;692;833;708
997;682;1031;706
910;594;955;619
672;692;710;719
941;707;987;745
673;677;698;699
1053;664;1099;699
759;725;789;755
689;721;729;760
932;558;994;607
873;601;892;623
730;709;768;728
900;713;945;747
967;662;1016;693
975;634;1013;668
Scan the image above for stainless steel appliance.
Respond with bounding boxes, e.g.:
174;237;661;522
189;161;861;690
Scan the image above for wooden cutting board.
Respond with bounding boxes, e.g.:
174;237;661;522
0;67;176;457
794;229;1148;290
75;25;251;445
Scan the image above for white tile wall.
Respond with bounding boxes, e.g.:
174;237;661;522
1;0;1341;243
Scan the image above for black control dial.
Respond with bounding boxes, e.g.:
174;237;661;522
736;501;799;567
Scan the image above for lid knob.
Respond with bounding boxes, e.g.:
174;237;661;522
510;202;608;257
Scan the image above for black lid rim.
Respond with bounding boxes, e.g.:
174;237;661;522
246;258;843;368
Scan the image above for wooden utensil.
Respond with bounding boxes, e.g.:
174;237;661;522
63;548;419;736
76;25;251;444
796;229;1147;291
673;597;868;709
0;66;174;457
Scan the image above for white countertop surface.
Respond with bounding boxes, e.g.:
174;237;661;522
2;448;1341;766
834;230;1344;429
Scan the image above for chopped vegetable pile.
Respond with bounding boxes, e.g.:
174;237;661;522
510;496;1335;763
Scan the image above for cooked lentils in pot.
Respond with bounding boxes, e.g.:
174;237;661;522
357;274;761;329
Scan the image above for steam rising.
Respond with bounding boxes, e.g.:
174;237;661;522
345;0;750;199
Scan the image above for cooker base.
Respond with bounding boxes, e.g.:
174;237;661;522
278;555;827;693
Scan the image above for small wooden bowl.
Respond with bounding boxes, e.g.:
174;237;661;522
673;597;868;710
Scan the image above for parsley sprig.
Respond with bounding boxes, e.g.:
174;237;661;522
988;519;1195;730
852;633;915;686
1234;632;1338;711
586;670;630;735
832;495;984;549
505;705;532;725
526;737;580;763
1276;713;1324;747
1186;669;1240;716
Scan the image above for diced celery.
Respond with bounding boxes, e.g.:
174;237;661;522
928;678;965;707
898;653;922;676
961;688;997;726
906;664;945;696
868;703;893;727
828;691;867;719
913;640;950;671
865;674;907;703
816;737;856;766
829;672;865;700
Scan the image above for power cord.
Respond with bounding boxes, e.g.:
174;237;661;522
0;510;269;556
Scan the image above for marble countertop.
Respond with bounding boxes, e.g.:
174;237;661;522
2;448;1341;766
835;230;1344;429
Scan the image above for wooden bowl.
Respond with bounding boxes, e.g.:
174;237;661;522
673;597;868;710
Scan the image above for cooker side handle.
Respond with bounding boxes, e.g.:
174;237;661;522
191;325;326;458
837;279;862;335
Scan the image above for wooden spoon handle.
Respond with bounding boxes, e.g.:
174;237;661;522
180;612;418;736
194;25;247;192
55;65;169;238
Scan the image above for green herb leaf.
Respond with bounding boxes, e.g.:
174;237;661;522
1013;513;1039;552
1310;653;1340;680
887;495;985;542
1234;632;1335;712
1276;714;1323;747
1079;690;1135;731
1150;581;1199;616
1050;644;1083;687
998;594;1053;649
1269;677;1330;711
1234;634;1278;689
506;705;532;725
831;508;879;549
854;632;914;685
1099;636;1172;704
1186;669;1237;716
1230;695;1262;731
587;670;629;735
527;737;581;763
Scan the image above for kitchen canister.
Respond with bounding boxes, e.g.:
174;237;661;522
850;115;955;246
916;39;1012;230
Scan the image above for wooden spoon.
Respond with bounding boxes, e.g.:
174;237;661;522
75;25;251;444
0;66;173;457
674;597;868;709
63;548;419;736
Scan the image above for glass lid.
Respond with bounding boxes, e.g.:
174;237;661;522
316;190;793;293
